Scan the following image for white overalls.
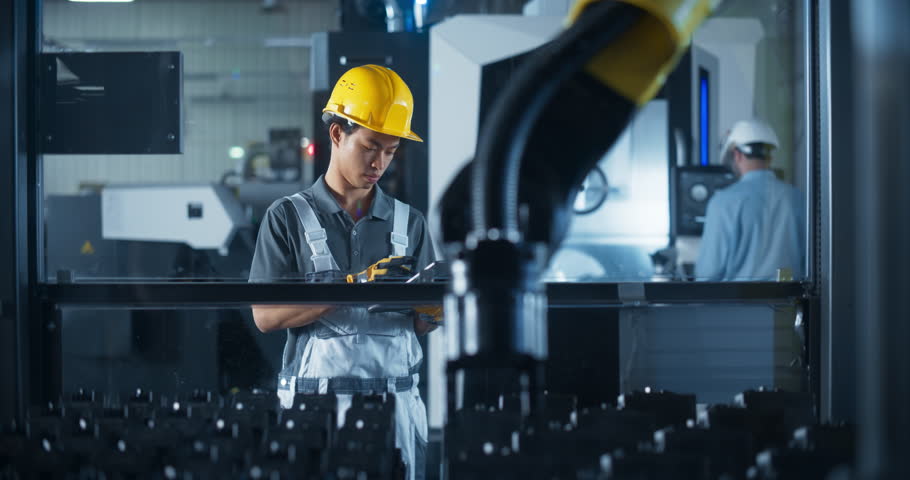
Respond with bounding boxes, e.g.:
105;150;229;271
275;193;428;480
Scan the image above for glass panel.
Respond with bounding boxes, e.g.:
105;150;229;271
615;303;805;404
45;300;808;477
61;306;277;396
542;0;810;282
41;0;811;284
427;301;805;427
60;302;440;396
56;302;441;478
59;301;805;430
41;0;339;281
40;1;527;284
428;0;811;283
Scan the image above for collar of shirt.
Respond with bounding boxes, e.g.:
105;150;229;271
311;175;394;221
740;169;775;182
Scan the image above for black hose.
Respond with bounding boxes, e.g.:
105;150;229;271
470;1;641;237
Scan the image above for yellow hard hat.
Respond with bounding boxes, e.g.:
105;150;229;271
322;64;423;142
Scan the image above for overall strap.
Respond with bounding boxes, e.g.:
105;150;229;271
391;199;409;256
286;193;339;273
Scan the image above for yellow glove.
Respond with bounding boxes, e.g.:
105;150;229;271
414;305;444;325
346;256;414;283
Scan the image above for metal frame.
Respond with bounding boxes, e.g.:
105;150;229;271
817;0;832;423
852;1;910;475
817;0;856;423
0;0;20;421
40;282;809;308
2;0;823;420
1;0;44;422
816;0;834;423
799;0;823;423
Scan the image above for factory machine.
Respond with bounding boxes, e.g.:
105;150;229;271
47;185;252;280
428;17;735;284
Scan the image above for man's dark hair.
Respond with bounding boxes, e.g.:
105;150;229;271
322;113;360;136
736;142;774;161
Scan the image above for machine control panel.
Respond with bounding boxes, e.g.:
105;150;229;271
675;166;735;236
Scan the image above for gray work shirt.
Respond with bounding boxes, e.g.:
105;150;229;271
249;175;435;281
249;175;436;379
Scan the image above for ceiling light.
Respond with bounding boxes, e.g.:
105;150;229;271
69;0;135;3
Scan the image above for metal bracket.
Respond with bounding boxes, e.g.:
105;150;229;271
617;283;647;306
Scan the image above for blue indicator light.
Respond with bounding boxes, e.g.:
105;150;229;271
699;71;710;166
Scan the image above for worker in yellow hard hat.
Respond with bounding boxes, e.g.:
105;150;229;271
249;65;439;480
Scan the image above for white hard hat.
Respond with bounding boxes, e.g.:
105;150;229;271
720;119;779;163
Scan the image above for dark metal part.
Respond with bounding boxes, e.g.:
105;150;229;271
619;390;697;429
38;281;807;308
0;0;42;423
445;241;548;362
655;426;753;480
804;295;822;422
818;0;858;425
0;0;19;423
39;52;184;155
547;281;807;307
34;301;63;412
851;0;910;477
